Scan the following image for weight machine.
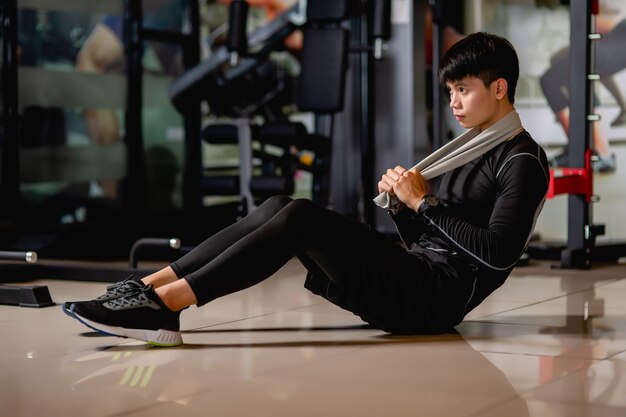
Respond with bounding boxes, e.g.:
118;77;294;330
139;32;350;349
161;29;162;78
529;0;626;268
169;0;393;220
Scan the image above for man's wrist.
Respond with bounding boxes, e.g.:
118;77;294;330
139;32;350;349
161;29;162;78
417;194;440;215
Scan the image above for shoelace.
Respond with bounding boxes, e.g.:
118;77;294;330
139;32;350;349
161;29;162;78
96;276;143;301
105;285;159;310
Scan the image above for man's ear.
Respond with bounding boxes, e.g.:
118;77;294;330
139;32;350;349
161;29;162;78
494;78;508;100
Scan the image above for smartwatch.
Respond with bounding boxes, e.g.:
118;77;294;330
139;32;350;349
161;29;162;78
417;194;440;215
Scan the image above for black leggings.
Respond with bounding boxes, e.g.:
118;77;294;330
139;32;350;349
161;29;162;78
170;196;466;333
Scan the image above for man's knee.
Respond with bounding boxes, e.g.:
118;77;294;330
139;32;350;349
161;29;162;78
257;197;319;229
274;198;317;226
257;195;293;216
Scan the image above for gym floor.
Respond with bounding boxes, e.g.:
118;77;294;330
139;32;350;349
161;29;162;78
1;258;626;416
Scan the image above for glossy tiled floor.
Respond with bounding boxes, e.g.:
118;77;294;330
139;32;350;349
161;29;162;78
1;259;626;417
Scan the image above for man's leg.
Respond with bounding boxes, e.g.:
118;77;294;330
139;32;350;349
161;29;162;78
63;196;295;308
180;198;415;315
66;198;443;342
65;196;371;344
125;196;390;312
176;197;446;333
169;195;294;278
140;195;295;295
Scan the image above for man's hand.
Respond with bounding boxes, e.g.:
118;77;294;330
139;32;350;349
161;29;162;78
378;166;428;211
378;166;404;195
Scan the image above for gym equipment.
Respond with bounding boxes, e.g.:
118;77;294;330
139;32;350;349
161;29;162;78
0;251;37;263
170;0;395;219
128;237;181;269
170;3;301;214
169;0;351;214
226;0;250;66
429;0;448;154
558;0;596;268
0;250;55;308
169;4;300;115
0;284;54;308
371;0;392;60
528;0;626;268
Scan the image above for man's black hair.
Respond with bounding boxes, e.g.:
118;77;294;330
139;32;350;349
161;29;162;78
438;32;519;104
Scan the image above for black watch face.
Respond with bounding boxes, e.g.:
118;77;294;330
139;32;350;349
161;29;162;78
424;195;439;206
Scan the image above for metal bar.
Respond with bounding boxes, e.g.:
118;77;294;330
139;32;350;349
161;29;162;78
358;9;376;226
0;251;37;263
563;0;593;269
123;0;146;213
181;0;204;210
129;237;180;268
1;0;21;219
141;28;189;45
236;118;255;215
430;0;445;153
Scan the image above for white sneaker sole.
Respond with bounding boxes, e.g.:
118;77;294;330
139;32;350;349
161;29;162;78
72;311;183;347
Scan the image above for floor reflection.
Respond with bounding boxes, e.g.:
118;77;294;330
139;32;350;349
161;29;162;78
61;330;531;416
459;273;625;415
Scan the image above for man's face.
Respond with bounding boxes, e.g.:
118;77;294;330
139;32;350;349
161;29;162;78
445;76;501;131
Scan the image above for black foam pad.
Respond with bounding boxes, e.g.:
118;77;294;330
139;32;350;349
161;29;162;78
257;122;307;145
307;0;350;21
202;124;239;144
297;28;349;113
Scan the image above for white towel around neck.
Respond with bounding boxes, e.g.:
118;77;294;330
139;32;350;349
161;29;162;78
373;110;524;210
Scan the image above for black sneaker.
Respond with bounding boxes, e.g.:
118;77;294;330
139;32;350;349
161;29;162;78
62;275;145;318
67;283;183;347
593;153;617;174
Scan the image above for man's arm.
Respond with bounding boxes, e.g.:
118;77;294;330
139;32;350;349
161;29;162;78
422;153;549;270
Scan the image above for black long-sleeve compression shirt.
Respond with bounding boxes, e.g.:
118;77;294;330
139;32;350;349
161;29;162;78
392;130;550;312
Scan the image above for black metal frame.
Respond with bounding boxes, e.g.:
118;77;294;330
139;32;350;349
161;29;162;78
429;0;445;154
352;6;376;226
560;0;626;268
1;0;20;220
123;0;146;213
561;0;594;268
